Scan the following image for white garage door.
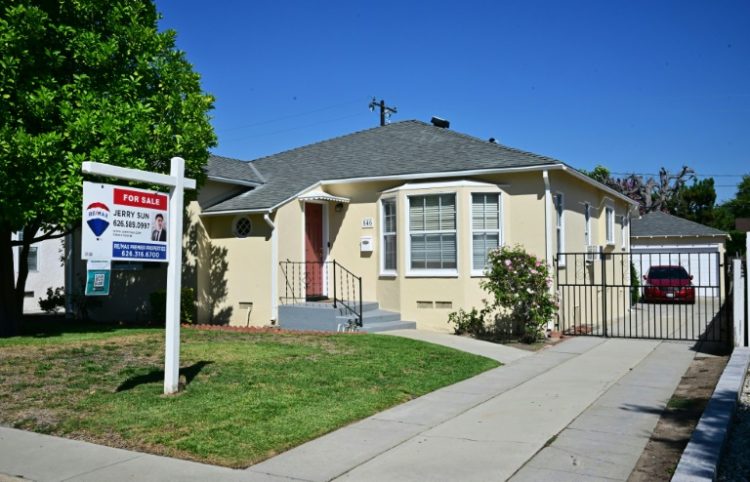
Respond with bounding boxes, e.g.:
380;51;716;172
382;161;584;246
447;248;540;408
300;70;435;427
631;245;721;297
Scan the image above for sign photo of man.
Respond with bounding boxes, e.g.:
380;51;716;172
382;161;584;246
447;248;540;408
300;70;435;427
152;213;167;242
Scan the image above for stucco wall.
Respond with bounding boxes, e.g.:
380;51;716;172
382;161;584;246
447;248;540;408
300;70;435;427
198;212;273;325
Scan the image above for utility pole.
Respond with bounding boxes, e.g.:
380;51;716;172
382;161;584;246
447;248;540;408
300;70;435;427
369;97;397;126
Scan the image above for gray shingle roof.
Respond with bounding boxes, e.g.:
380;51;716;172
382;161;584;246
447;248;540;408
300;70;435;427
205;155;265;185
631;211;727;238
205;120;562;212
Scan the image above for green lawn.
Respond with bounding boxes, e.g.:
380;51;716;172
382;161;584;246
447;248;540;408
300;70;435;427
0;323;498;467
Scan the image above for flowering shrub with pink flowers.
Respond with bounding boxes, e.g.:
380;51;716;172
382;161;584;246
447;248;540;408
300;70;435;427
449;245;557;343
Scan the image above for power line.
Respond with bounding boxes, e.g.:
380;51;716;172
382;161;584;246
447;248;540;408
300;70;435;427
222;112;369;142
220;98;366;133
611;172;746;178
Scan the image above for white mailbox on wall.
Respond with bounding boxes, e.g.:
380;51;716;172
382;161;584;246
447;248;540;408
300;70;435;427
360;236;373;252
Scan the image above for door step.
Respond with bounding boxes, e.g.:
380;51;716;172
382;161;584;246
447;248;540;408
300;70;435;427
279;301;415;333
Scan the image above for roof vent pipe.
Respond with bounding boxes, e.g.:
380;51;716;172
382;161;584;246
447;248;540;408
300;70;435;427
430;116;450;128
489;137;496;143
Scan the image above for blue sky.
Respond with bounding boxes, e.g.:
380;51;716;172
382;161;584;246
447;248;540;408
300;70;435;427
156;0;749;202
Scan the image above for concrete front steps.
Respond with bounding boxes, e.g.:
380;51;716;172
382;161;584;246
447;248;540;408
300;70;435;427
278;300;416;333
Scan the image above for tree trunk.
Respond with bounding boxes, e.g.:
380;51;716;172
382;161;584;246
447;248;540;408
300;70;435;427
0;226;20;337
14;224;37;316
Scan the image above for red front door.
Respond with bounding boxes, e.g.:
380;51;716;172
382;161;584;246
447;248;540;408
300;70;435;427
304;203;324;299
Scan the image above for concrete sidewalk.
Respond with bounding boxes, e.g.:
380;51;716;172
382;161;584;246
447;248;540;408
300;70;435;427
0;337;697;482
380;329;533;363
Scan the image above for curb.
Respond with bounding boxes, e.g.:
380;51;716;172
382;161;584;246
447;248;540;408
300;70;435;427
672;346;750;481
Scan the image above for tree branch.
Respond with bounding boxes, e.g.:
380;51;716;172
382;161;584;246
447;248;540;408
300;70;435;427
9;222;80;247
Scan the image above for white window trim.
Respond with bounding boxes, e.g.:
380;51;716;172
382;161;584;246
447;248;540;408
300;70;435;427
622;212;630;250
470;192;503;276
605;206;615;245
584;203;592;247
379;197;397;277
405;193;459;278
555;193;566;267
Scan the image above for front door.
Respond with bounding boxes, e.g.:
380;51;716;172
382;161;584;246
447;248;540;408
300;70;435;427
304;203;325;299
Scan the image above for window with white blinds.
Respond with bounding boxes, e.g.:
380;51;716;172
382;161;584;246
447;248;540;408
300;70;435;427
381;198;397;273
409;194;456;270
471;193;501;271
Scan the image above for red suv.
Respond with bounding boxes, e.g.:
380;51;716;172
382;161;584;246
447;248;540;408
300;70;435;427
643;265;695;304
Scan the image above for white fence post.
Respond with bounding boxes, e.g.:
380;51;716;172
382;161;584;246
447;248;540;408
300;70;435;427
734;258;746;347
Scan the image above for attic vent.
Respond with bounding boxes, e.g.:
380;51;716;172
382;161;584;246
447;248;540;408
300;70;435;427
430;116;450;128
489;137;497;144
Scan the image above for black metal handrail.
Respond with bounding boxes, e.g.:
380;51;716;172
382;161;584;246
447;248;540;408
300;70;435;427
279;260;363;326
332;260;363;327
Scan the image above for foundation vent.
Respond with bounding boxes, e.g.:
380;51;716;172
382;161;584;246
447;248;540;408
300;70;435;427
435;301;453;309
417;301;434;309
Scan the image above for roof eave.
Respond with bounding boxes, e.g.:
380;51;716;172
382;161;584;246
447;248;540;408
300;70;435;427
200;208;272;217
630;234;728;239
217;163;639;214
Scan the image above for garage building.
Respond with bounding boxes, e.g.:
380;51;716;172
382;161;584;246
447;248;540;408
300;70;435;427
631;211;728;298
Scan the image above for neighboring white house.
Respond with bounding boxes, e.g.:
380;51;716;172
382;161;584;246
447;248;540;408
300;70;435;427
12;231;68;313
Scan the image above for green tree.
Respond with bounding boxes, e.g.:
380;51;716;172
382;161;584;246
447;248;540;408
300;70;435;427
0;0;216;337
580;165;612;185
725;175;750;218
668;178;717;226
715;175;750;255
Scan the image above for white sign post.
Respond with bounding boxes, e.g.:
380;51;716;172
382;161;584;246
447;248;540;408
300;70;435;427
82;157;195;395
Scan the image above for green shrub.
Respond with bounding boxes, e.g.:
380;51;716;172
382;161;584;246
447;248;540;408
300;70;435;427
39;286;66;313
150;288;196;324
448;308;486;337
630;262;640;305
448;245;558;343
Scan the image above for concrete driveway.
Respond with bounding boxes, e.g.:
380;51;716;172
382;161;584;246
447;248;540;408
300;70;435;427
606;297;725;340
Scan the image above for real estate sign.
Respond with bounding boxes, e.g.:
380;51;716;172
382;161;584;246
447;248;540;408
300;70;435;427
82;181;169;262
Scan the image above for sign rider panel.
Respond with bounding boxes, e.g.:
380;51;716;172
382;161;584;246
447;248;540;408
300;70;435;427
82;182;169;262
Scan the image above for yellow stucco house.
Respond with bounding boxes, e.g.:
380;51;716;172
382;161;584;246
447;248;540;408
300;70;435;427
192;120;638;332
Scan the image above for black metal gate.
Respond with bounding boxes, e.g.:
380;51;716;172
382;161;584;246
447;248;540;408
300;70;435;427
555;250;729;342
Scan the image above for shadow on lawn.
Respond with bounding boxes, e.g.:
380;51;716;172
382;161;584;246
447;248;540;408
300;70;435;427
116;361;213;392
20;314;156;338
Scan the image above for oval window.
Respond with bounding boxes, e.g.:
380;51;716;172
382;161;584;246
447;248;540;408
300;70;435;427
233;216;252;238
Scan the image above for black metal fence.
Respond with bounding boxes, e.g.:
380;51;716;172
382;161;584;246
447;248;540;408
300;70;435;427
555;250;729;343
279;260;363;326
